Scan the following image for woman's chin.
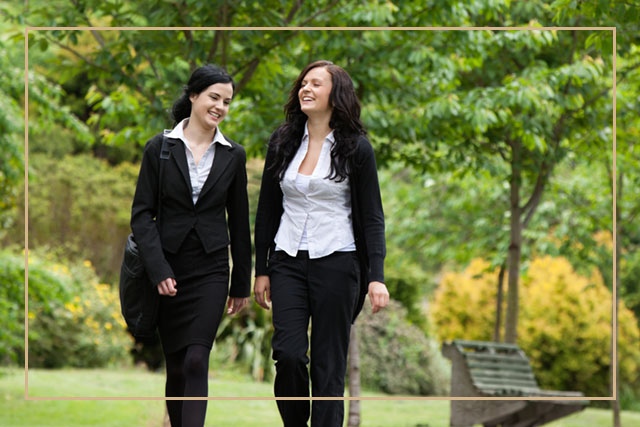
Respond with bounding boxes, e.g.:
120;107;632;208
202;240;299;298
204;117;221;129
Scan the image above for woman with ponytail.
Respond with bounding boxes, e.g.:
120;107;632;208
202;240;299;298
254;60;389;426
130;64;251;427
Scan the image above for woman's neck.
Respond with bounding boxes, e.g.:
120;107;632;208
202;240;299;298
306;116;332;142
184;118;216;147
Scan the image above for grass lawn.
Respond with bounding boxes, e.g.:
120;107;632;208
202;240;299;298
1;367;638;426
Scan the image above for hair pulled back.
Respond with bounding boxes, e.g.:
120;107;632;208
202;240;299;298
171;64;235;125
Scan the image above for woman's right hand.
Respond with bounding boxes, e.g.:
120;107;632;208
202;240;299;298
254;275;271;310
157;278;177;296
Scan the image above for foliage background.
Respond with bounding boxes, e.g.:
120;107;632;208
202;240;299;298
0;0;638;416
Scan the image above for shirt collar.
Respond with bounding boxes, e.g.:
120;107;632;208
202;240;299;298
302;121;335;144
166;118;231;147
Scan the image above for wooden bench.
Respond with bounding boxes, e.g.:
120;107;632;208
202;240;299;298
442;339;588;427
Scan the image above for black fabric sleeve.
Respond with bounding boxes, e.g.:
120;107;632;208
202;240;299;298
355;137;386;283
254;132;281;276
130;136;175;287
226;145;252;298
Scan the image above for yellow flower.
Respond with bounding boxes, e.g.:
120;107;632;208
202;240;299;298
593;230;613;251
28;312;36;319
52;263;71;277
85;318;99;329
83;260;93;268
105;322;112;330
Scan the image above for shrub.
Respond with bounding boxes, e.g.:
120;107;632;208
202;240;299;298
0;249;24;365
5;153;138;284
0;249;134;368
430;256;640;398
356;299;450;396
212;300;275;382
371;164;439;334
383;251;432;334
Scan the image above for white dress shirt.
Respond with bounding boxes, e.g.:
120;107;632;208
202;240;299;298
165;118;231;204
274;123;356;258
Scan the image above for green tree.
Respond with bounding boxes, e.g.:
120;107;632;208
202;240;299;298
0;17;25;236
611;50;640;421
1;3;94;239
16;0;463;161
551;2;640;422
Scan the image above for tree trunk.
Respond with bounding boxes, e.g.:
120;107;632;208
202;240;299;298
613;171;622;427
493;261;506;342
505;140;522;344
348;324;361;427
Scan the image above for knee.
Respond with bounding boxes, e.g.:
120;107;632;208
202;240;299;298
274;349;308;370
183;350;209;379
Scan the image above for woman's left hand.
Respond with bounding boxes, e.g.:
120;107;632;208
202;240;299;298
227;297;249;315
368;281;389;314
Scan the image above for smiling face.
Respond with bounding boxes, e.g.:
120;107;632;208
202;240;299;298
298;66;333;117
189;82;234;130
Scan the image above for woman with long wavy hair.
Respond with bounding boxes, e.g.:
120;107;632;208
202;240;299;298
254;60;389;426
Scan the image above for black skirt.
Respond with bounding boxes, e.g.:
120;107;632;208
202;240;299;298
158;230;230;354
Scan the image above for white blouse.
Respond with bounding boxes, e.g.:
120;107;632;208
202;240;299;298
274;123;356;258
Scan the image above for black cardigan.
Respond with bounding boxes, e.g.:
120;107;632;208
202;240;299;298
254;131;386;321
130;133;252;298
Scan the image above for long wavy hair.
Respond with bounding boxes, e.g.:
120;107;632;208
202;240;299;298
171;64;235;125
269;60;366;182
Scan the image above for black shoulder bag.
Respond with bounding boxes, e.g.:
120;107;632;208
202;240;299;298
119;134;170;339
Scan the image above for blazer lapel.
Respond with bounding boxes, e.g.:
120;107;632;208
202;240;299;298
167;138;193;194
197;143;233;203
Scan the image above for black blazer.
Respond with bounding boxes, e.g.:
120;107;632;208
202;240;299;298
131;132;251;298
254;131;386;321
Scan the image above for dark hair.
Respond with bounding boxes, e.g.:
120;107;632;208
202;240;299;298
171;64;235;125
270;60;366;182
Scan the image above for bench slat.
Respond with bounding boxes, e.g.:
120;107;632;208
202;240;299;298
475;384;543;396
470;368;537;381
467;361;534;373
473;378;540;389
463;352;530;364
527;389;586;398
471;375;538;388
482;387;586;399
453;339;521;352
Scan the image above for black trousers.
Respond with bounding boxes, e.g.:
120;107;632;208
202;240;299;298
269;250;360;427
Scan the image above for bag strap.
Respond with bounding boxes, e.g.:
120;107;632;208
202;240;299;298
157;133;170;222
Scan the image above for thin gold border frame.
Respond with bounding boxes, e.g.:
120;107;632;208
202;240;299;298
23;26;617;402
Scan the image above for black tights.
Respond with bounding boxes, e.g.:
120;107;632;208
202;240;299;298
164;344;211;427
